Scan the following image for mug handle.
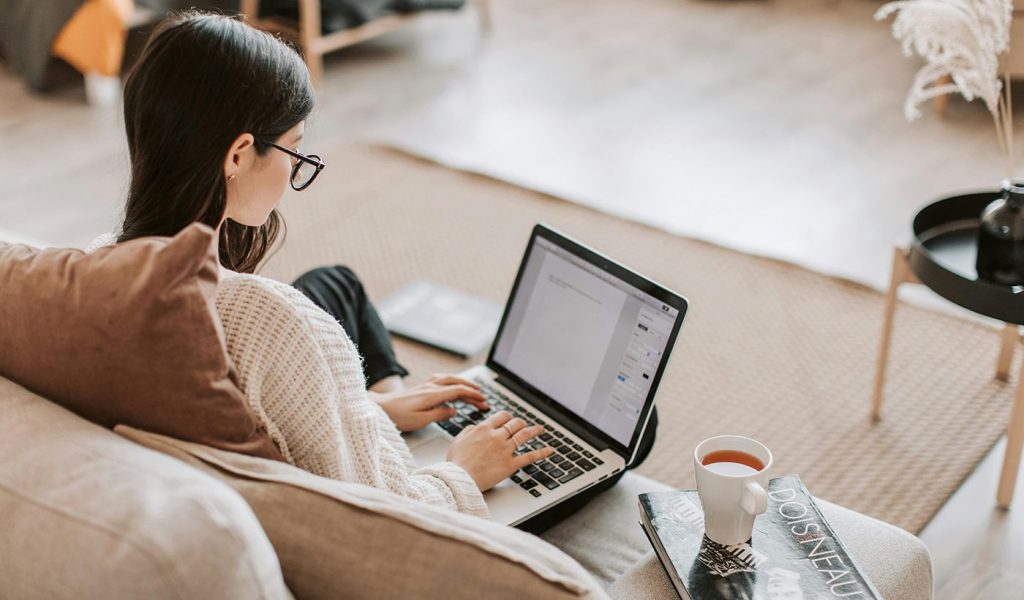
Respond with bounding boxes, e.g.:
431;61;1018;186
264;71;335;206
741;481;768;515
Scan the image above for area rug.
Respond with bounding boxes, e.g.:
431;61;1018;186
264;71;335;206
365;0;1015;292
260;143;1016;534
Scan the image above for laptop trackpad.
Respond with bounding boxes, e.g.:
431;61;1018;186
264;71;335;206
404;426;452;468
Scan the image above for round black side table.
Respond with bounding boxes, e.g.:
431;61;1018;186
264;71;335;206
872;192;1024;509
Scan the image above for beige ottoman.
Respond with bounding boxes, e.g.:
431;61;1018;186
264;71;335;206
542;472;933;600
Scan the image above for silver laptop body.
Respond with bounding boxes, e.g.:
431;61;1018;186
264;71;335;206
405;224;688;526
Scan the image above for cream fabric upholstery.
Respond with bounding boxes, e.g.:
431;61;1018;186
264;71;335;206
541;472;675;587
544;472;933;600
0;377;290;600
116;425;609;600
808;500;934;600
0;373;931;599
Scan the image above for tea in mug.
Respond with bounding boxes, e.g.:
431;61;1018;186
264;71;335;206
701;449;765;476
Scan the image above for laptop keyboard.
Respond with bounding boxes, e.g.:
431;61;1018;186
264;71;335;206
437;379;605;496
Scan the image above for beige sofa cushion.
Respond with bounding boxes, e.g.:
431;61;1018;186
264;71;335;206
0;223;282;461
116;425;610;600
0;376;291;600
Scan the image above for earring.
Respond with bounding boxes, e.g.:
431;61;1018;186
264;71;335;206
227;174;237;182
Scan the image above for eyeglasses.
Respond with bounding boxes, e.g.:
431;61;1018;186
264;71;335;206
268;142;325;191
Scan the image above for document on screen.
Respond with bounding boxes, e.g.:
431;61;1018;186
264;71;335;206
502;250;627;414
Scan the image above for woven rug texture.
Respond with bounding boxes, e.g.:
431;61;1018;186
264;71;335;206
260;143;1017;534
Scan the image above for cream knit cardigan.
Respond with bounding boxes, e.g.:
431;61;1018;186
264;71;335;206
87;234;489;518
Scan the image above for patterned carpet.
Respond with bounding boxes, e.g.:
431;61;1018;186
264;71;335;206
260;143;1017;534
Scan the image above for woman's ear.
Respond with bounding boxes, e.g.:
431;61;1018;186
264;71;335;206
223;133;256;181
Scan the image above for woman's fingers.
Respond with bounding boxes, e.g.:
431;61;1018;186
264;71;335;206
514;447;555;470
500;417;528;439
425;375;488;410
423;404;457;424
430;374;481;390
436;384;489;410
481;410;513;428
510;424;545;446
444;384;488;408
414;384;487;410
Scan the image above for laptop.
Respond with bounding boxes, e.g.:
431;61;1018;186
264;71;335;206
403;223;688;526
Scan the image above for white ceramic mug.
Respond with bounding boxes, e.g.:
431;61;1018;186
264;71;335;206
693;435;773;545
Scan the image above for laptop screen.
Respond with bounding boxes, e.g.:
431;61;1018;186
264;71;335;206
491;234;681;447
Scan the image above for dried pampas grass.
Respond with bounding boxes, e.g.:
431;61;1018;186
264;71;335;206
877;0;1014;173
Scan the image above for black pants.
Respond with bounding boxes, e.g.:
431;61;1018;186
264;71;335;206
292;266;410;387
293;265;659;534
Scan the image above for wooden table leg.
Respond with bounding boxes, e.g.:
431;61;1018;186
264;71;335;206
872;248;917;421
996;324;1019;382
299;0;323;88
933;74;953;116
240;0;258;19
997;353;1024;508
474;0;493;33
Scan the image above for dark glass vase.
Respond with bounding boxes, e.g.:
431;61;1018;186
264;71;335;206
976;179;1024;285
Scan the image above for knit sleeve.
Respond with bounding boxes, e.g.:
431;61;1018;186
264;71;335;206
216;274;489;518
83;232;118;253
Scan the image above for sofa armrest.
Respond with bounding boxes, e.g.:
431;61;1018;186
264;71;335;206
0;377;291;599
117;425;611;600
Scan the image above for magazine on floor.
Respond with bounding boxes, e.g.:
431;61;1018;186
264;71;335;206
638;475;881;600
377;279;503;358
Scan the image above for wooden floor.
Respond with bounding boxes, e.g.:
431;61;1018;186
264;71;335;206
921;439;1024;599
1;1;1022;597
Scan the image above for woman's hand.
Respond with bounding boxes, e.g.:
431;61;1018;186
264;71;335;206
372;374;489;432
446;410;555;492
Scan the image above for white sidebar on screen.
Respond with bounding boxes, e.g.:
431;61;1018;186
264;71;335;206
501;250;627;415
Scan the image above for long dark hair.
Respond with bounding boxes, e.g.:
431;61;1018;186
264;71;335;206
118;12;315;273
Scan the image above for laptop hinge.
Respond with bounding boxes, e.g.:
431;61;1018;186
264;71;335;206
494;374;615;455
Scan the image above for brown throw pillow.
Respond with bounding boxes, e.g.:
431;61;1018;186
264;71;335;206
0;223;283;461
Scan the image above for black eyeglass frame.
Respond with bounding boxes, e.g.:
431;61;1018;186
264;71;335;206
267;142;325;191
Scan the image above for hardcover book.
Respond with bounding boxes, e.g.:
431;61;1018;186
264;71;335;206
638;475;881;600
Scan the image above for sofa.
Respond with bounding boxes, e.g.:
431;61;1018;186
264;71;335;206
0;373;933;599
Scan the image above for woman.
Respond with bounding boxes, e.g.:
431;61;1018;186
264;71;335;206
95;11;655;525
